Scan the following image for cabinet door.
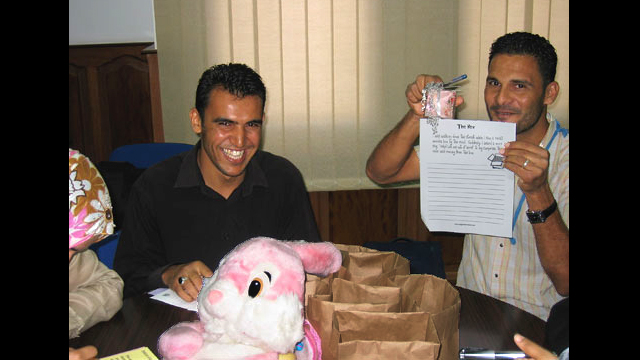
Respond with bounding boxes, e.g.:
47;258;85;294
69;43;159;163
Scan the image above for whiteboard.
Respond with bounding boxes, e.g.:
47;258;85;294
69;0;155;45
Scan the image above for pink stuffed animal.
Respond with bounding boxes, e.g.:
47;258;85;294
158;237;342;360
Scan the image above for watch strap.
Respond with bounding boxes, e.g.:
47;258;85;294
526;200;557;224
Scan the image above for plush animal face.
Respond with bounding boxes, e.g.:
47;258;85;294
197;237;342;354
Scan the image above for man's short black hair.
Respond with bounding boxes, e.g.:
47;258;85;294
489;32;557;87
195;63;266;119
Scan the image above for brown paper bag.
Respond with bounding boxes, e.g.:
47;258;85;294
331;310;440;360
334;244;410;285
304;245;409;304
305;273;334;306
304;246;459;360
387;274;461;360
307;295;399;360
337;340;440;360
331;278;402;309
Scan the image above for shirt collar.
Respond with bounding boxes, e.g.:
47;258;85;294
537;112;553;147
174;140;269;197
539;112;567;148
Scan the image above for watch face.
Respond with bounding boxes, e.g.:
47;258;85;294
526;211;544;223
526;201;557;224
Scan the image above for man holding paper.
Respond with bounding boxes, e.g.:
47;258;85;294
366;32;568;320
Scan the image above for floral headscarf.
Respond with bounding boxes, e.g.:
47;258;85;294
69;149;115;249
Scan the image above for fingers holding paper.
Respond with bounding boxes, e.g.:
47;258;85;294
500;141;550;193
162;261;214;302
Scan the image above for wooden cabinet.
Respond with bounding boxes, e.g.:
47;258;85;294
69;43;164;163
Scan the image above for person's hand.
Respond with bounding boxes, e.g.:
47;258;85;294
405;74;464;117
69;346;98;360
499;141;550;194
162;260;214;302
514;334;558;360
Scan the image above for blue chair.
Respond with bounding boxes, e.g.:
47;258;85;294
91;231;121;269
91;142;194;268
108;142;194;169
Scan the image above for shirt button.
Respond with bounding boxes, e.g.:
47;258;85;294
499;243;504;247
494;273;498;278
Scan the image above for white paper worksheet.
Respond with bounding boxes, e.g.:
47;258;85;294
149;287;198;311
419;118;516;238
148;276;212;312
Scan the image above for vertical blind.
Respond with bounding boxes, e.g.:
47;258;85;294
154;0;568;191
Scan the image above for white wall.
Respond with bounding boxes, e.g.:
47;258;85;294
69;0;156;45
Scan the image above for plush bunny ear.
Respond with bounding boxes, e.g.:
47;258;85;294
287;241;342;276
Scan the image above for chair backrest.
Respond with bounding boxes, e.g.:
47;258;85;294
108;142;194;168
92;142;194;268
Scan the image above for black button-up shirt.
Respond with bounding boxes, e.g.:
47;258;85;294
113;142;320;298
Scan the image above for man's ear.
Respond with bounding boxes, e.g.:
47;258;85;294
543;81;559;106
190;108;202;135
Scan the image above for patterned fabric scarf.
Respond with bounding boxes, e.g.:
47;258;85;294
69;149;115;249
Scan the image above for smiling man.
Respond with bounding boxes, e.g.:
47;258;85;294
190;86;265;199
366;32;568;321
114;63;321;301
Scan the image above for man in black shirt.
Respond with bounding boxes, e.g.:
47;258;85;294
113;63;321;301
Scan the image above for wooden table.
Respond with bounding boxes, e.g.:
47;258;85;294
69;286;546;358
457;287;546;350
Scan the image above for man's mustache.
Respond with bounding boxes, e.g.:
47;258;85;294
489;105;520;114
